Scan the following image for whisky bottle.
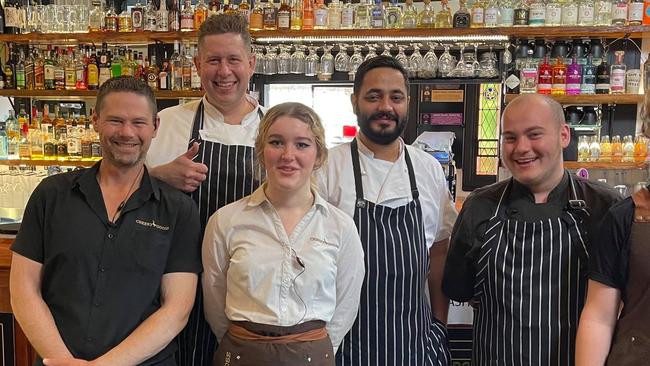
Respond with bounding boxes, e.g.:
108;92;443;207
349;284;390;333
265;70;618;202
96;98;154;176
250;0;264;30
34;48;45;90
54;48;65;91
43;47;54;90
239;0;252;22
278;0;292;29
453;0;470;28
87;46;99;90
64;48;76;90
180;0;194;31
24;49;34;90
263;0;278;30
595;55;610;94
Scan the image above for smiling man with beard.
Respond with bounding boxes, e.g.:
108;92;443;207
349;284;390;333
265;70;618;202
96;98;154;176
443;94;620;366
317;56;458;366
145;14;266;366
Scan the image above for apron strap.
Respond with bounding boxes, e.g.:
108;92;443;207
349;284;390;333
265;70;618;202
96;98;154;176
350;139;366;209
188;99;205;149
403;147;419;201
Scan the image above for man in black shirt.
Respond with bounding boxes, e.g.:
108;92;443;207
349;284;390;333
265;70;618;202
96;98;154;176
10;76;201;366
443;94;620;366
575;110;650;365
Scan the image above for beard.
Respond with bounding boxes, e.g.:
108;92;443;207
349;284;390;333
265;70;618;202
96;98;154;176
357;110;408;145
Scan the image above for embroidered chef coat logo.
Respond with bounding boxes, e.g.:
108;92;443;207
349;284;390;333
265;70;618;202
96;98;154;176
310;236;336;247
135;219;170;231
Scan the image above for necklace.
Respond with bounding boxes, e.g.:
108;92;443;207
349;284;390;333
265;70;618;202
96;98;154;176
108;165;144;224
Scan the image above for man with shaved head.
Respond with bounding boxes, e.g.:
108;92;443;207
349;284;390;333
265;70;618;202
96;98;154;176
443;94;620;365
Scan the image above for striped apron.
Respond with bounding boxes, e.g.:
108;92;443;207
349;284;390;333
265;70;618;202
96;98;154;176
472;176;589;366
336;139;451;366
175;100;263;366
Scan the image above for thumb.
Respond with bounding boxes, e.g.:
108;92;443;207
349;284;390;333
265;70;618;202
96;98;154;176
184;142;200;159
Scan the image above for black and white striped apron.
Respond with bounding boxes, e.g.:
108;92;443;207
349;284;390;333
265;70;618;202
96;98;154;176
472;176;590;366
175;100;263;366
336;139;450;366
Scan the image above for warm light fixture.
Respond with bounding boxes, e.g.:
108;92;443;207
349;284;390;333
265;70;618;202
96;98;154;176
254;35;510;43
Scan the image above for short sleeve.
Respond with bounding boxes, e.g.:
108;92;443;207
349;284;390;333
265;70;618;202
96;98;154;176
164;195;202;274
588;198;634;290
11;181;48;263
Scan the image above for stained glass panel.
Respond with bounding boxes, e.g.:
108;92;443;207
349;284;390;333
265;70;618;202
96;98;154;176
476;84;501;175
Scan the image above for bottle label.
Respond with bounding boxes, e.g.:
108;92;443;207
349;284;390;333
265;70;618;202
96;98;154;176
4;7;20;28
132;8;144;29
529;3;546;25
579;4;595;22
562;5;578;23
263;8;278;27
513;8;529;25
471;8;484;24
278;13;290;28
314;9;328;26
342;8;354;26
610;70;626;91
484;8;498;25
180;14;194;29
629;2;644;21
505;73;521;90
613;3;628;20
159;72;168;89
500;8;515;25
546;4;562;24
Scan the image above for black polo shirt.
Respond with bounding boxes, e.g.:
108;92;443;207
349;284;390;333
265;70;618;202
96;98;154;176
12;162;201;365
443;171;621;301
589;196;636;296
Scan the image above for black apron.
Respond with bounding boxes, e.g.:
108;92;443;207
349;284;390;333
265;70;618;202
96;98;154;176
175;100;263;366
336;139;451;366
472;176;589;366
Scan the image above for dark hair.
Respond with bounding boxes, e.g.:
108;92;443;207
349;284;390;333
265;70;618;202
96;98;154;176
353;55;409;95
198;13;252;51
95;76;157;120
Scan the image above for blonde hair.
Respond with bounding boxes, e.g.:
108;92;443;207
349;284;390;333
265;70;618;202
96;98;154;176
255;102;328;172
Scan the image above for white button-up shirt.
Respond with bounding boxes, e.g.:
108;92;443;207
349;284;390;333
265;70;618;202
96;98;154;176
316;138;457;248
202;185;365;351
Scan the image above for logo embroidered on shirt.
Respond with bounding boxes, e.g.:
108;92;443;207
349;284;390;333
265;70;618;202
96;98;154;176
310;237;336;247
135;219;170;231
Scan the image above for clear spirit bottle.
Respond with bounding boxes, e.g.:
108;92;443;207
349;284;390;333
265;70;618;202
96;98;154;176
370;0;385;29
528;0;546;26
385;0;402;28
484;0;499;27
435;0;452;28
470;0;485;28
340;0;354;29
610;50;626;94
594;0;612;25
313;0;328;29
578;0;595;26
327;0;342;29
498;0;515;26
628;0;644;25
546;0;562;26
561;0;578;25
355;0;372;28
611;0;628;25
581;55;597;94
89;0;105;32
417;0;435;28
401;0;418;28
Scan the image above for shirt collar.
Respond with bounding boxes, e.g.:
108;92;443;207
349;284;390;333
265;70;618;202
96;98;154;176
201;94;261;127
247;183;329;215
355;136;405;159
511;170;570;204
74;161;161;202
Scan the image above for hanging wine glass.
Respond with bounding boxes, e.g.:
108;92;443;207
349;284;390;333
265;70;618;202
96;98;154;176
263;46;277;75
438;44;455;77
290;45;306;74
472;43;481;78
382;43;393;57
408;43;423;79
254;46;265;74
319;45;335;81
335;43;351;72
277;45;291;74
364;44;378;61
304;46;319;77
348;45;364;80
420;42;438;79
502;41;513;65
395;45;410;75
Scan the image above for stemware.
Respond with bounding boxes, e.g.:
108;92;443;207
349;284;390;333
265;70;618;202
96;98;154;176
290;45;306;74
395;45;410;75
364;44;378;61
438;44;455;77
348;46;364;80
334;43;350;72
319;45;335;80
419;42;438;79
263;46;277;75
304;46;319;77
253;46;265;74
277;45;291;74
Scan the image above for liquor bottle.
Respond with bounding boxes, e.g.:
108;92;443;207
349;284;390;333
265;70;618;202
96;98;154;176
191;46;201;90
355;0;371;28
75;47;87;90
520;50;538;93
528;0;546;26
566;56;583;95
596;54;610;94
54;48;65;90
401;0;417;28
484;0;499;27
209;0;221;15
537;55;552;94
89;0;105;31
578;0;595;25
193;0;208;29
110;47;122;78
581;56;597;94
67;118;82;161
561;0;578;25
4;0;21;34
171;41;182;90
239;0;252;22
169;0;181;31
81;122;93;161
132;0;145;31
278;0;292;29
611;0;627;24
118;1;133;32
43;47;54;90
15;48;25;90
336;0;355;29
291;0;304;29
453;0;471;28
628;0;644;24
182;44;192;90
105;1;119;31
87;46;99;90
551;56;567;95
327;0;343;29
385;0;401;28
435;0;452;28
0;123;8;160
594;0;612;25
144;0;158;31
250;0;264;29
18;121;30;160
159;51;170;90
25;49;34;90
513;0;529;26
313;0;327;29
546;0;562;25
302;0;314;29
157;0;169;31
599;135;612;162
224;0;238;14
610;50;626;94
370;0;384;28
64;48;76;90
180;0;194;31
499;0;515;26
34;48;44;90
98;44;111;86
417;0;435;28
263;0;278;30
5;110;18;158
470;0;485;27
145;55;159;90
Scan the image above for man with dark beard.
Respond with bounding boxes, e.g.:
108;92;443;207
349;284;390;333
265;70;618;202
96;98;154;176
316;56;458;366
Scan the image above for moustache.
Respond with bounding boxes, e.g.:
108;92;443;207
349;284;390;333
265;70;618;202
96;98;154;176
369;112;399;122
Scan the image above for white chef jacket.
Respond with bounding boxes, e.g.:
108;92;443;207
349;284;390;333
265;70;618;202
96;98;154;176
146;95;265;167
316;138;457;248
201;184;365;351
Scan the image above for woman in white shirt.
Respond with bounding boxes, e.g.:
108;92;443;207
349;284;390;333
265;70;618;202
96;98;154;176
202;102;365;366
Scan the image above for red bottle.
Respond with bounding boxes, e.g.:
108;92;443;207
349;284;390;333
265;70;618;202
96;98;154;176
537;55;552;94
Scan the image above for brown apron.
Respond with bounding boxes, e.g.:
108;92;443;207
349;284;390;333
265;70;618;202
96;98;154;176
606;187;650;365
213;320;335;366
